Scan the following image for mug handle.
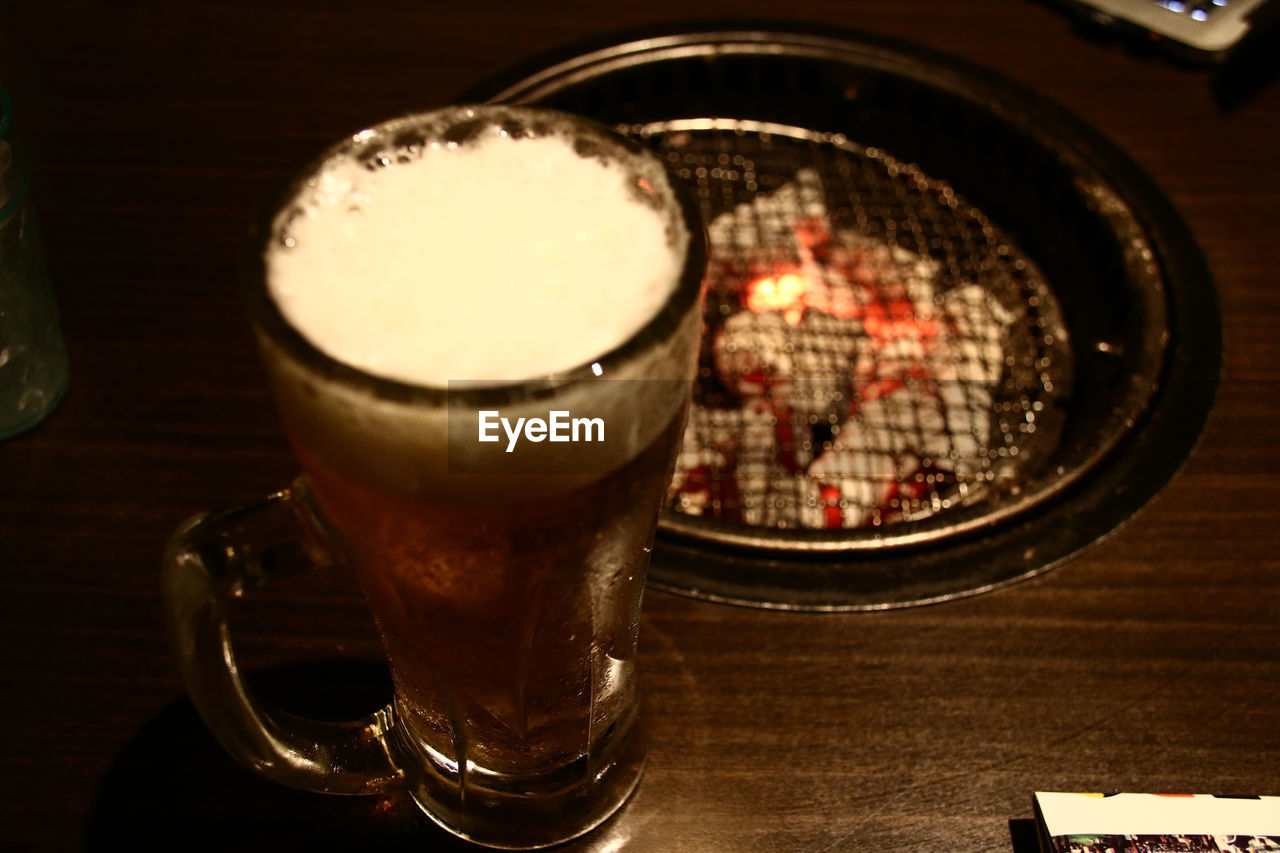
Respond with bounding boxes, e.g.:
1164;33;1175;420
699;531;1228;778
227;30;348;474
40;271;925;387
161;477;404;794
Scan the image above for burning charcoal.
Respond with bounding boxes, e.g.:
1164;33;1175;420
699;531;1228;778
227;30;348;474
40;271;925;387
672;165;1019;529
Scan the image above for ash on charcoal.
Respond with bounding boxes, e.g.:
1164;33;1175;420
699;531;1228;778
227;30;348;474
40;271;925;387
666;162;1070;531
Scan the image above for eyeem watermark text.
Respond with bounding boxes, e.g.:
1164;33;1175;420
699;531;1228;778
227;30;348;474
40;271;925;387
478;410;605;453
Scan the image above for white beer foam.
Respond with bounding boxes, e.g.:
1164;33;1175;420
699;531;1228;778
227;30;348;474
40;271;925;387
258;112;700;497
267;131;683;386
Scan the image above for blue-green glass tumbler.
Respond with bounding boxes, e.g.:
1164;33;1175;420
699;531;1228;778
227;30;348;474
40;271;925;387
0;83;68;440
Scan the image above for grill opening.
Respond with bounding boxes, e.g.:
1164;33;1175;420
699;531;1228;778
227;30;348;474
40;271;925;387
636;121;1074;538
464;23;1218;608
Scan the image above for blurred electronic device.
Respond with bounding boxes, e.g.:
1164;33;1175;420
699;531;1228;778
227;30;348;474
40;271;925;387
1049;0;1276;61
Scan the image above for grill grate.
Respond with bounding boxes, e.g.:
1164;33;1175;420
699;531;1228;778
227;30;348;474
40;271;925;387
627;120;1073;533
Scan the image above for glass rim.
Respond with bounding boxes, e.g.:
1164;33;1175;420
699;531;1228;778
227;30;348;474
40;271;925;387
244;104;706;408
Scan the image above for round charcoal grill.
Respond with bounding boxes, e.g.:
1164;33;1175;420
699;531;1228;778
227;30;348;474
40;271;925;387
636;121;1079;547
462;23;1220;610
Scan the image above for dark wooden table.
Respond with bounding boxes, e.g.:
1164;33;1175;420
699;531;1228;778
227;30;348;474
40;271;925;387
2;2;1277;850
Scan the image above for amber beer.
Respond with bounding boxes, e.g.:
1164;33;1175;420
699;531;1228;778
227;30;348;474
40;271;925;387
250;106;705;847
293;411;686;770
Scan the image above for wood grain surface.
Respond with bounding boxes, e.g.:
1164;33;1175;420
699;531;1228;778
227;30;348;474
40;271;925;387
1;2;1277;850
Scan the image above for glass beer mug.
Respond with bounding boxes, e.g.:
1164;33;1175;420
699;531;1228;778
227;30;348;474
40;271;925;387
162;106;705;849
